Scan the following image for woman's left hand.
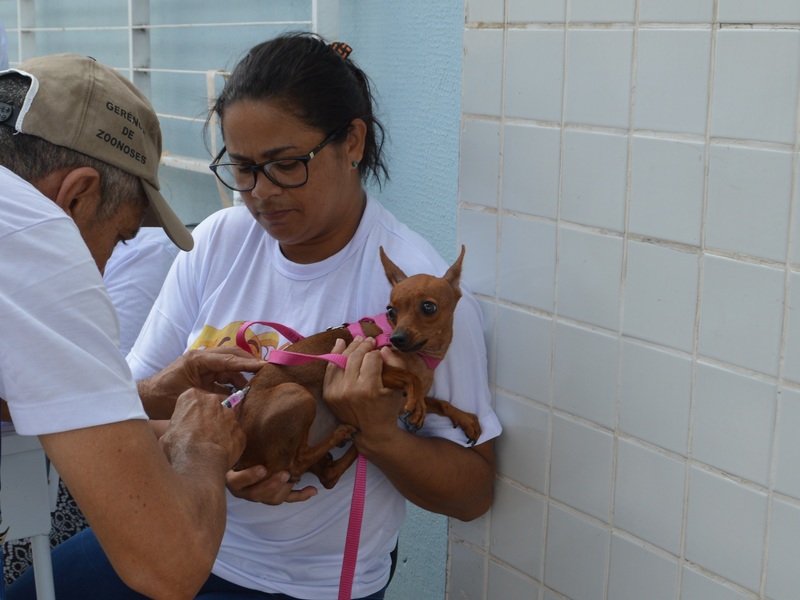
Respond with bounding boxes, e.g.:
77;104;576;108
226;465;318;505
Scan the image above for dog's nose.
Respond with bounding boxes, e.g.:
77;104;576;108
390;331;409;348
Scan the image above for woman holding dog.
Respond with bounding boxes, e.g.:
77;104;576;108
10;32;501;600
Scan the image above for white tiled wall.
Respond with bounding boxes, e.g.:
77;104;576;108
453;1;800;598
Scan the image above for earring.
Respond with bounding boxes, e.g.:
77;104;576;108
352;160;359;168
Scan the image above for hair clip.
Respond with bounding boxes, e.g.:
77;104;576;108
330;42;353;59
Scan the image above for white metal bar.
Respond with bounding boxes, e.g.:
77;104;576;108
159;154;214;175
17;0;36;60
19;21;309;32
129;0;151;98
312;0;339;40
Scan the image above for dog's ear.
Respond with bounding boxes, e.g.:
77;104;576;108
380;246;408;286
443;245;466;294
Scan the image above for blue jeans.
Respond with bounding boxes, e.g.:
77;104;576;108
6;529;387;600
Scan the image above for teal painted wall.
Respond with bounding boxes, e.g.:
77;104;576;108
340;2;464;263
339;4;464;598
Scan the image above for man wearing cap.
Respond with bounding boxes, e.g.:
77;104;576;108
0;54;265;598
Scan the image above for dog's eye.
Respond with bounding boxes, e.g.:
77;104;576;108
421;301;437;316
386;306;397;322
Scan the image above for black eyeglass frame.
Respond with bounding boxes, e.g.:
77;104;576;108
209;124;349;192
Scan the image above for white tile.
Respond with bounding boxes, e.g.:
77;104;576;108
561;129;627;231
634;29;711;135
502;123;560;218
508;0;566;22
553;322;617;428
793;173;800;266
614;439;686;555
458;208;497;297
466;0;504;23
766;498;800;600
544;504;610;600
699;255;784;376
565;29;634;129
460;118;500;208
681;567;752;600
607;533;678;600
489;479;545;577
693;362;776;486
557;227;623;331
774;387;800;498
488;561;540;600
495;391;550;494
629;136;704;246
477;298;496;387
569;0;635;22
781;273;800;384
619;340;692;455
450;510;489;548
623;241;698;352
706;144;793;263
505;29;564;122
718;0;800;23
711;29;800;144
550;415;614;521
499;217;556;311
449;541;486;598
496;306;552;402
462;28;504;116
639;0;714;22
685;467;768;592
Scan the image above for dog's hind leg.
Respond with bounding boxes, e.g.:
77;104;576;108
308;444;359;489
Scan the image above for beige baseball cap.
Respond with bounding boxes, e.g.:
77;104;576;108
0;54;193;250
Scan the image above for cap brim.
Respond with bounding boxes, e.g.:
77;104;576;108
141;181;194;251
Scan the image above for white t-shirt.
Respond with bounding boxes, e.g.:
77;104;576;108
128;197;501;599
0;166;147;434
104;227;179;355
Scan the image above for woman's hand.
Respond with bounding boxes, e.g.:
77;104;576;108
322;337;406;445
225;465;318;505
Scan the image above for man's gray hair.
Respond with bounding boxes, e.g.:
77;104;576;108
0;72;146;221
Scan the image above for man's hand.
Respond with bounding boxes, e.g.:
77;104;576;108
138;347;266;419
160;388;247;473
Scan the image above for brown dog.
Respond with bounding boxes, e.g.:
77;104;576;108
233;246;482;489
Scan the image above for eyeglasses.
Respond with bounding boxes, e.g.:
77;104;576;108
209;125;347;192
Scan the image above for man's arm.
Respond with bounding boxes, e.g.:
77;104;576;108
137;347;263;419
40;388;245;600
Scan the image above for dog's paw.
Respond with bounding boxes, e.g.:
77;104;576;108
401;412;421;434
457;416;482;446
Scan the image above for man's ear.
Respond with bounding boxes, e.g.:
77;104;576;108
53;167;103;222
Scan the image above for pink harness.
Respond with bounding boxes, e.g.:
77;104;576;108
234;315;440;600
235;313;441;370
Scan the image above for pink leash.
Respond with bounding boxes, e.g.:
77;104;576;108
235;318;391;600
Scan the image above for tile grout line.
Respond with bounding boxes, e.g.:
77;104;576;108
759;22;800;600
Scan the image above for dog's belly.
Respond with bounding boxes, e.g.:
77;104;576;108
308;398;338;447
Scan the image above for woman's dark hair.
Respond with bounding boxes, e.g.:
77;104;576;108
209;32;389;186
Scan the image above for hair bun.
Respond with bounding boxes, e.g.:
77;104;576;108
330;42;353;59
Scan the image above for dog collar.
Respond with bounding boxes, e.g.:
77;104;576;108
346;313;442;370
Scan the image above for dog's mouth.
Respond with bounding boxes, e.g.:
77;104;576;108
392;339;428;354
